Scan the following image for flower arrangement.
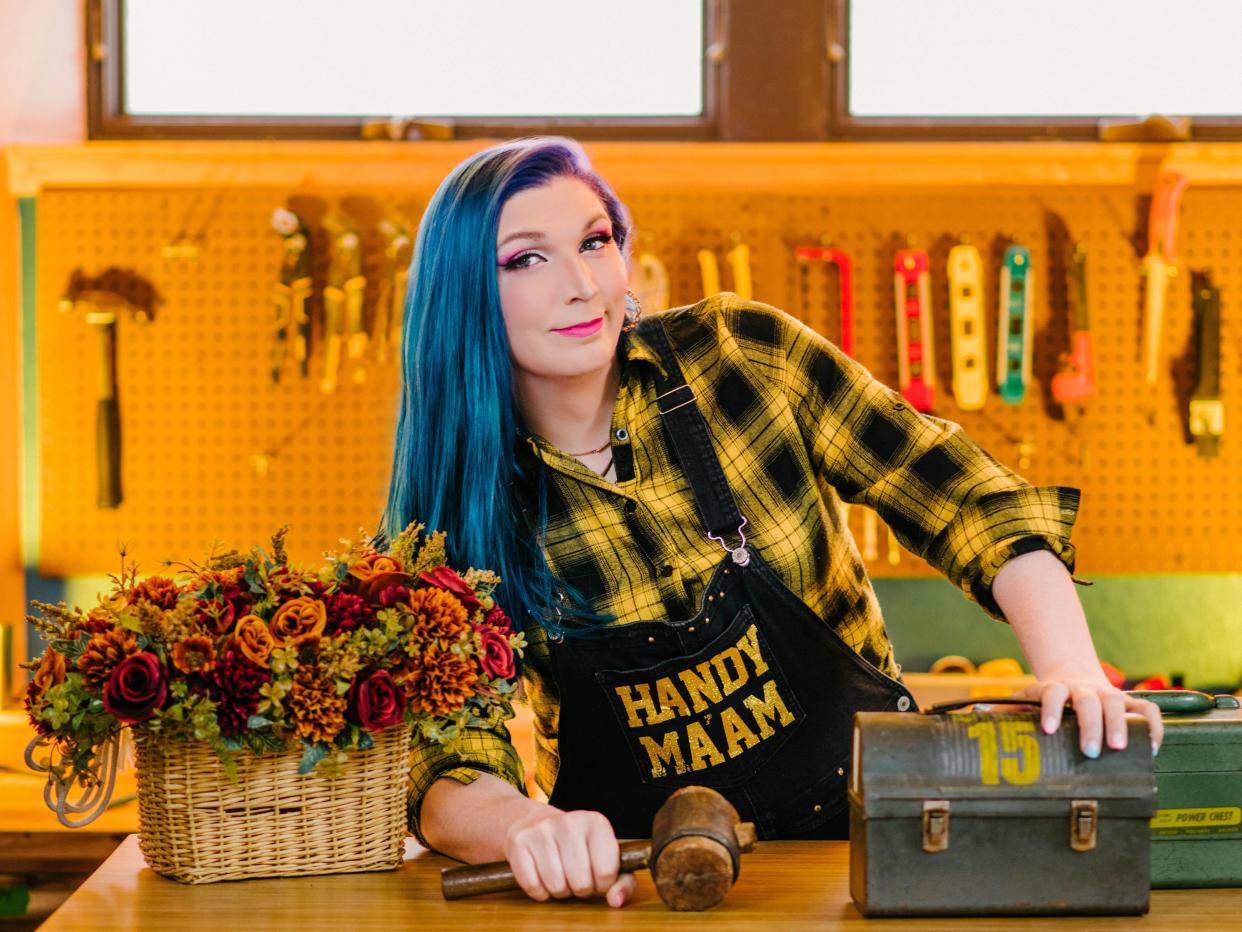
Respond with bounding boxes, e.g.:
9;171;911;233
24;524;525;794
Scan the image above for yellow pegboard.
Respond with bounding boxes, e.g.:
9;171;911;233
35;179;1240;576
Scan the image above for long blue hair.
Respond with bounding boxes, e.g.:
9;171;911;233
380;137;633;638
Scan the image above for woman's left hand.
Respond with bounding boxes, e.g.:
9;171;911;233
1017;676;1164;759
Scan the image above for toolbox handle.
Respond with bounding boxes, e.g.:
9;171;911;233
1125;689;1240;715
923;697;1050;716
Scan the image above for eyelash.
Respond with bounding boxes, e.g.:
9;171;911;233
501;232;613;272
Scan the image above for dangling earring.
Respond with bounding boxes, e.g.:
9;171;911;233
621;289;644;333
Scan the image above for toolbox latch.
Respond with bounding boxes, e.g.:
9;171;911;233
922;800;950;853
1070;799;1098;852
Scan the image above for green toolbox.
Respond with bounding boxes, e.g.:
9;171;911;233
1134;690;1242;888
849;701;1155;916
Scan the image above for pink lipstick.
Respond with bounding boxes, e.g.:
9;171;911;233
553;316;604;338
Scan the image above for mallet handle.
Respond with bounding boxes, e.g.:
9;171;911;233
441;839;652;900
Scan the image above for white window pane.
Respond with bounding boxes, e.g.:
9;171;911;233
124;0;703;118
850;0;1242;117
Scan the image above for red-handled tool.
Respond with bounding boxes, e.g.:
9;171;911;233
893;249;935;412
795;245;854;356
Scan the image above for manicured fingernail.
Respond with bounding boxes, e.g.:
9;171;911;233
1083;741;1100;759
1043;717;1056;733
1152;741;1160;758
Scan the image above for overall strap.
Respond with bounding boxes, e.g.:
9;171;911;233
638;318;751;563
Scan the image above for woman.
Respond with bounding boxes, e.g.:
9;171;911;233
382;137;1162;908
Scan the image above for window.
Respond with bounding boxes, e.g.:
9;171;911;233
833;0;1242;139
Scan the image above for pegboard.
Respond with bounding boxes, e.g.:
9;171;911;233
34;178;1241;577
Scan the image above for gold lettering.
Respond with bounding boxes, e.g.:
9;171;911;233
743;679;796;738
639;731;688;778
686;721;726;771
615;682;671;728
654;676;692;718
720;706;761;758
677;661;723;713
711;647;749;696
735;624;770;677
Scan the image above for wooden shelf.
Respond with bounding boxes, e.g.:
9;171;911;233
11;140;1242;196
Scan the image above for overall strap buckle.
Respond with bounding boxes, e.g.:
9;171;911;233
708;517;751;566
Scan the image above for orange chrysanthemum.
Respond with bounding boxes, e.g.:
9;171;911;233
398;645;478;718
78;628;139;689
171;635;217;674
405;587;470;647
285;669;347;744
130;575;181;610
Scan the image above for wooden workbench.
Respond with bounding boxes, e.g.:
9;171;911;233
42;835;1242;930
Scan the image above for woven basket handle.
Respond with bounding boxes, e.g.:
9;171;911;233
25;729;123;828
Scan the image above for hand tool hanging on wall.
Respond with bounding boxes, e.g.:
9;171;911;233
893;249;935;413
1141;171;1190;424
269;208;312;383
794;244;854;355
1050;244;1095;465
697;248;721;298
631;248;670;315
57;269;158;509
946;243;988;411
796;243;877;559
371;218;412;365
1188;271;1223;458
320;215;365;394
725;234;753;300
996;244;1034;406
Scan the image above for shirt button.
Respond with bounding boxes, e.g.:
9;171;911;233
615;427;629;441
659;564;673;578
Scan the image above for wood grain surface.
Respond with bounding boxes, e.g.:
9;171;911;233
42;834;1242;931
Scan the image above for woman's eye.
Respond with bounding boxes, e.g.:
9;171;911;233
501;252;541;269
582;232;614;251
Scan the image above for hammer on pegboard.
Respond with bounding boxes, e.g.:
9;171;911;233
57;268;160;509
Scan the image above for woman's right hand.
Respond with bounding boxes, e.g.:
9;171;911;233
503;806;636;908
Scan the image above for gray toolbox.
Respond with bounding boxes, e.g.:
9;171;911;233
849;700;1155;916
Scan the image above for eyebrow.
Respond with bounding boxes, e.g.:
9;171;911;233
498;213;609;250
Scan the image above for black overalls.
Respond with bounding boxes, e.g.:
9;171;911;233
541;318;916;840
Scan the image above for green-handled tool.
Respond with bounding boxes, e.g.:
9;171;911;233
997;245;1034;405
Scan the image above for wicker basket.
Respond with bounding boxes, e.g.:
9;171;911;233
133;724;411;883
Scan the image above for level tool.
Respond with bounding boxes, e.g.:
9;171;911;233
946;244;988;410
997;245;1033;405
1141;171;1190;420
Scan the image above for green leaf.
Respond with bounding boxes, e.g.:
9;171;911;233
335;562;350;582
117;610;143;633
246;714;275;729
356;730;374;751
297;741;329;775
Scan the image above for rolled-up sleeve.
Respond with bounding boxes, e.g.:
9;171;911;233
750;304;1080;621
407;711;527;848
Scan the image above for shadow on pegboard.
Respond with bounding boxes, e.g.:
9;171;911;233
1170;271;1205;446
61;267;163;319
1038;211;1073;423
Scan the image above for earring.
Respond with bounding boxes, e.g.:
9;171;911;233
621;289;644;333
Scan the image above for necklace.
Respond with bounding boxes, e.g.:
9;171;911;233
567;437;612;457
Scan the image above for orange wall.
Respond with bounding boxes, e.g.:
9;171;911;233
0;2;84;698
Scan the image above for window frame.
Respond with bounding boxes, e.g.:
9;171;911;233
88;0;731;141
825;0;1242;142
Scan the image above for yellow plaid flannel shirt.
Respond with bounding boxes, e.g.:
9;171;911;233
406;292;1080;844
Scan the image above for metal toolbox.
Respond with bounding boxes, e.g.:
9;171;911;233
1137;690;1242;888
849;704;1156;917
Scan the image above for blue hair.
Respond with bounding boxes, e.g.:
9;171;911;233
380;137;633;639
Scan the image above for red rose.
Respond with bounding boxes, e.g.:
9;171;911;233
481;605;513;633
346;670;406;732
478;627;515;680
102;653;168;724
419;566;481;615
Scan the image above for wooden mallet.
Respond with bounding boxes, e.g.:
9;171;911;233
440;785;757;911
